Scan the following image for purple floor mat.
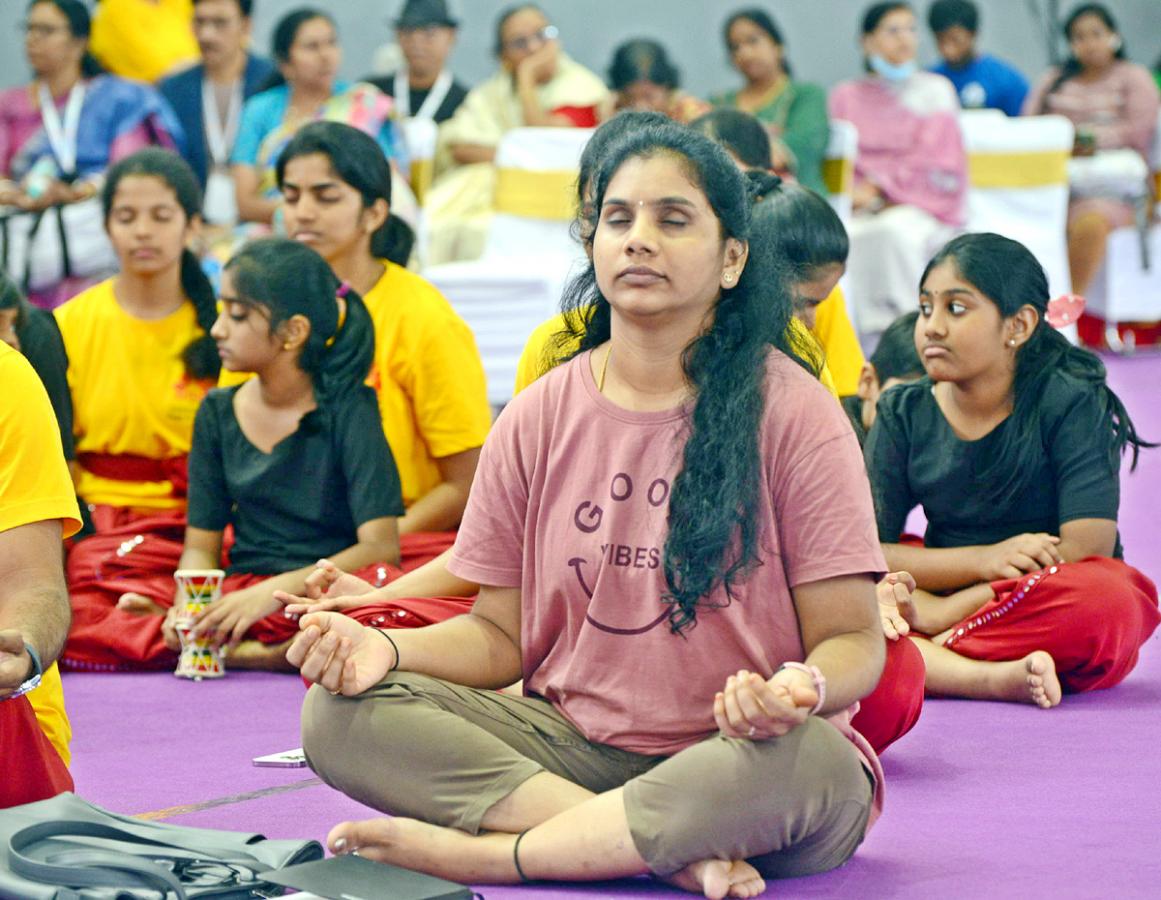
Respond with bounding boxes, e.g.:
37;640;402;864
62;354;1161;898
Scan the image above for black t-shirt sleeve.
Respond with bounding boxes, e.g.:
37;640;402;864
864;388;917;543
187;391;232;532
335;387;406;527
1043;376;1120;525
19;310;75;460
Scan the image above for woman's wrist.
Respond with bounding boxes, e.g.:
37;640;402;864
778;661;826;715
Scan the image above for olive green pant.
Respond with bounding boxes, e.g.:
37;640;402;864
302;672;873;878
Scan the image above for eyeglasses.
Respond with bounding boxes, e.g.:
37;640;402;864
19;22;69;39
503;24;558;54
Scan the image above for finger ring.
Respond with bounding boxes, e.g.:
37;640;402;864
328;688;341;696
747;726;757;737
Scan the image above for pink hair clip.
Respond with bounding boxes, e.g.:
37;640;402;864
335;282;351;299
1046;294;1085;329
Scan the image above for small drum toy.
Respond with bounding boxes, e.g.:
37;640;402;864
172;568;227;680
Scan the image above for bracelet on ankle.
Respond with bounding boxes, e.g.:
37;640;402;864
372;628;400;672
512;829;532;883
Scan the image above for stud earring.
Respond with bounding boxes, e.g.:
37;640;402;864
724;273;734;283
1007;338;1017;347
283;341;293;350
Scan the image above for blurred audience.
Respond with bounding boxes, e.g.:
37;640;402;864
843;310;923;446
607;39;709;124
1023;3;1160;297
0;0;183;308
160;0;274;227
829;1;966;343
366;0;468;124
425;4;609;264
712;8;829;193
231;7;403;227
928;0;1028;116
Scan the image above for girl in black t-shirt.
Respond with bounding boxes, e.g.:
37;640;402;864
867;232;1159;708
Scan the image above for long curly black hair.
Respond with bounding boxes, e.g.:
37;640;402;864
558;121;812;635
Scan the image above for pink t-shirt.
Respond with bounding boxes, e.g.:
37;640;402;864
451;347;887;757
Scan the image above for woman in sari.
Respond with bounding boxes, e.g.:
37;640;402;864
0;0;182;308
230;7;407;228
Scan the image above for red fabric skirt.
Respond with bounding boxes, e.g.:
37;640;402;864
851;636;926;756
399;531;457;571
0;696;73;808
943;557;1160;693
63;511;472;671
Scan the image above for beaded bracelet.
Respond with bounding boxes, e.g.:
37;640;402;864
779;661;826;715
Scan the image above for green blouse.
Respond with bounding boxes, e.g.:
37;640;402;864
712;80;830;195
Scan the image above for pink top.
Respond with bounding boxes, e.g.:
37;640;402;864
449;350;887;819
1023;60;1160;159
829;73;967;225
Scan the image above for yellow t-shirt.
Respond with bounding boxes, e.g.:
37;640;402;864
90;0;199;83
0;343;81;765
514;312;841;400
55;280;210;510
364;263;491;507
811;285;865;398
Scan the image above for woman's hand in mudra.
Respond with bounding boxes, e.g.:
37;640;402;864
274;559;376;618
287;612;396;696
714;668;817;741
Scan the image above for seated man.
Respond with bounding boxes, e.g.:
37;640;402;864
0;342;81;808
159;0;275;225
366;0;468;123
928;0;1029;116
424;4;610;264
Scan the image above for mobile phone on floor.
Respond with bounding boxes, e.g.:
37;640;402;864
252;748;307;767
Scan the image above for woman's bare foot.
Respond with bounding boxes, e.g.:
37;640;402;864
328;817;515;883
116;592;166;616
663;858;766;899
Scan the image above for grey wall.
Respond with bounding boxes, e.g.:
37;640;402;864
2;1;1159;97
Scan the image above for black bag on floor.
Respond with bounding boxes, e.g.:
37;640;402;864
0;792;322;899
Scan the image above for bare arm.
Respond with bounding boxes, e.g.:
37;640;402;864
1057;518;1117;562
450;143;498;165
192;517;400;646
884;530;1064;594
232;164;279;225
398;448;481;535
793;573;885;714
0;520;69;694
288;583;523;695
378;547;477;600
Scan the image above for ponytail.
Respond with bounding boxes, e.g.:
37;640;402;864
315;284;375;406
180;249;221;381
372;214;415;267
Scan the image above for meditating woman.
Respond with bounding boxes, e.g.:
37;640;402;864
288;120;888;896
867;232;1160;708
1023;4;1160;299
712;8;829;194
828;2;966;343
230;7;404;227
275;122;491;563
424;4;609;264
607;39;710;124
0;0;182;308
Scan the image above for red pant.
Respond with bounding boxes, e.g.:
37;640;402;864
0;696;73;808
944;557;1160;693
63;508;469;670
851;636;925;755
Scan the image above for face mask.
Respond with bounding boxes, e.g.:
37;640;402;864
869;54;917;81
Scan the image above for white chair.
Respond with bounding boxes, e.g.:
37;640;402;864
960;112;1075;299
822;119;858;225
1085;118;1161;341
422;127;593;405
399;117;438;205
